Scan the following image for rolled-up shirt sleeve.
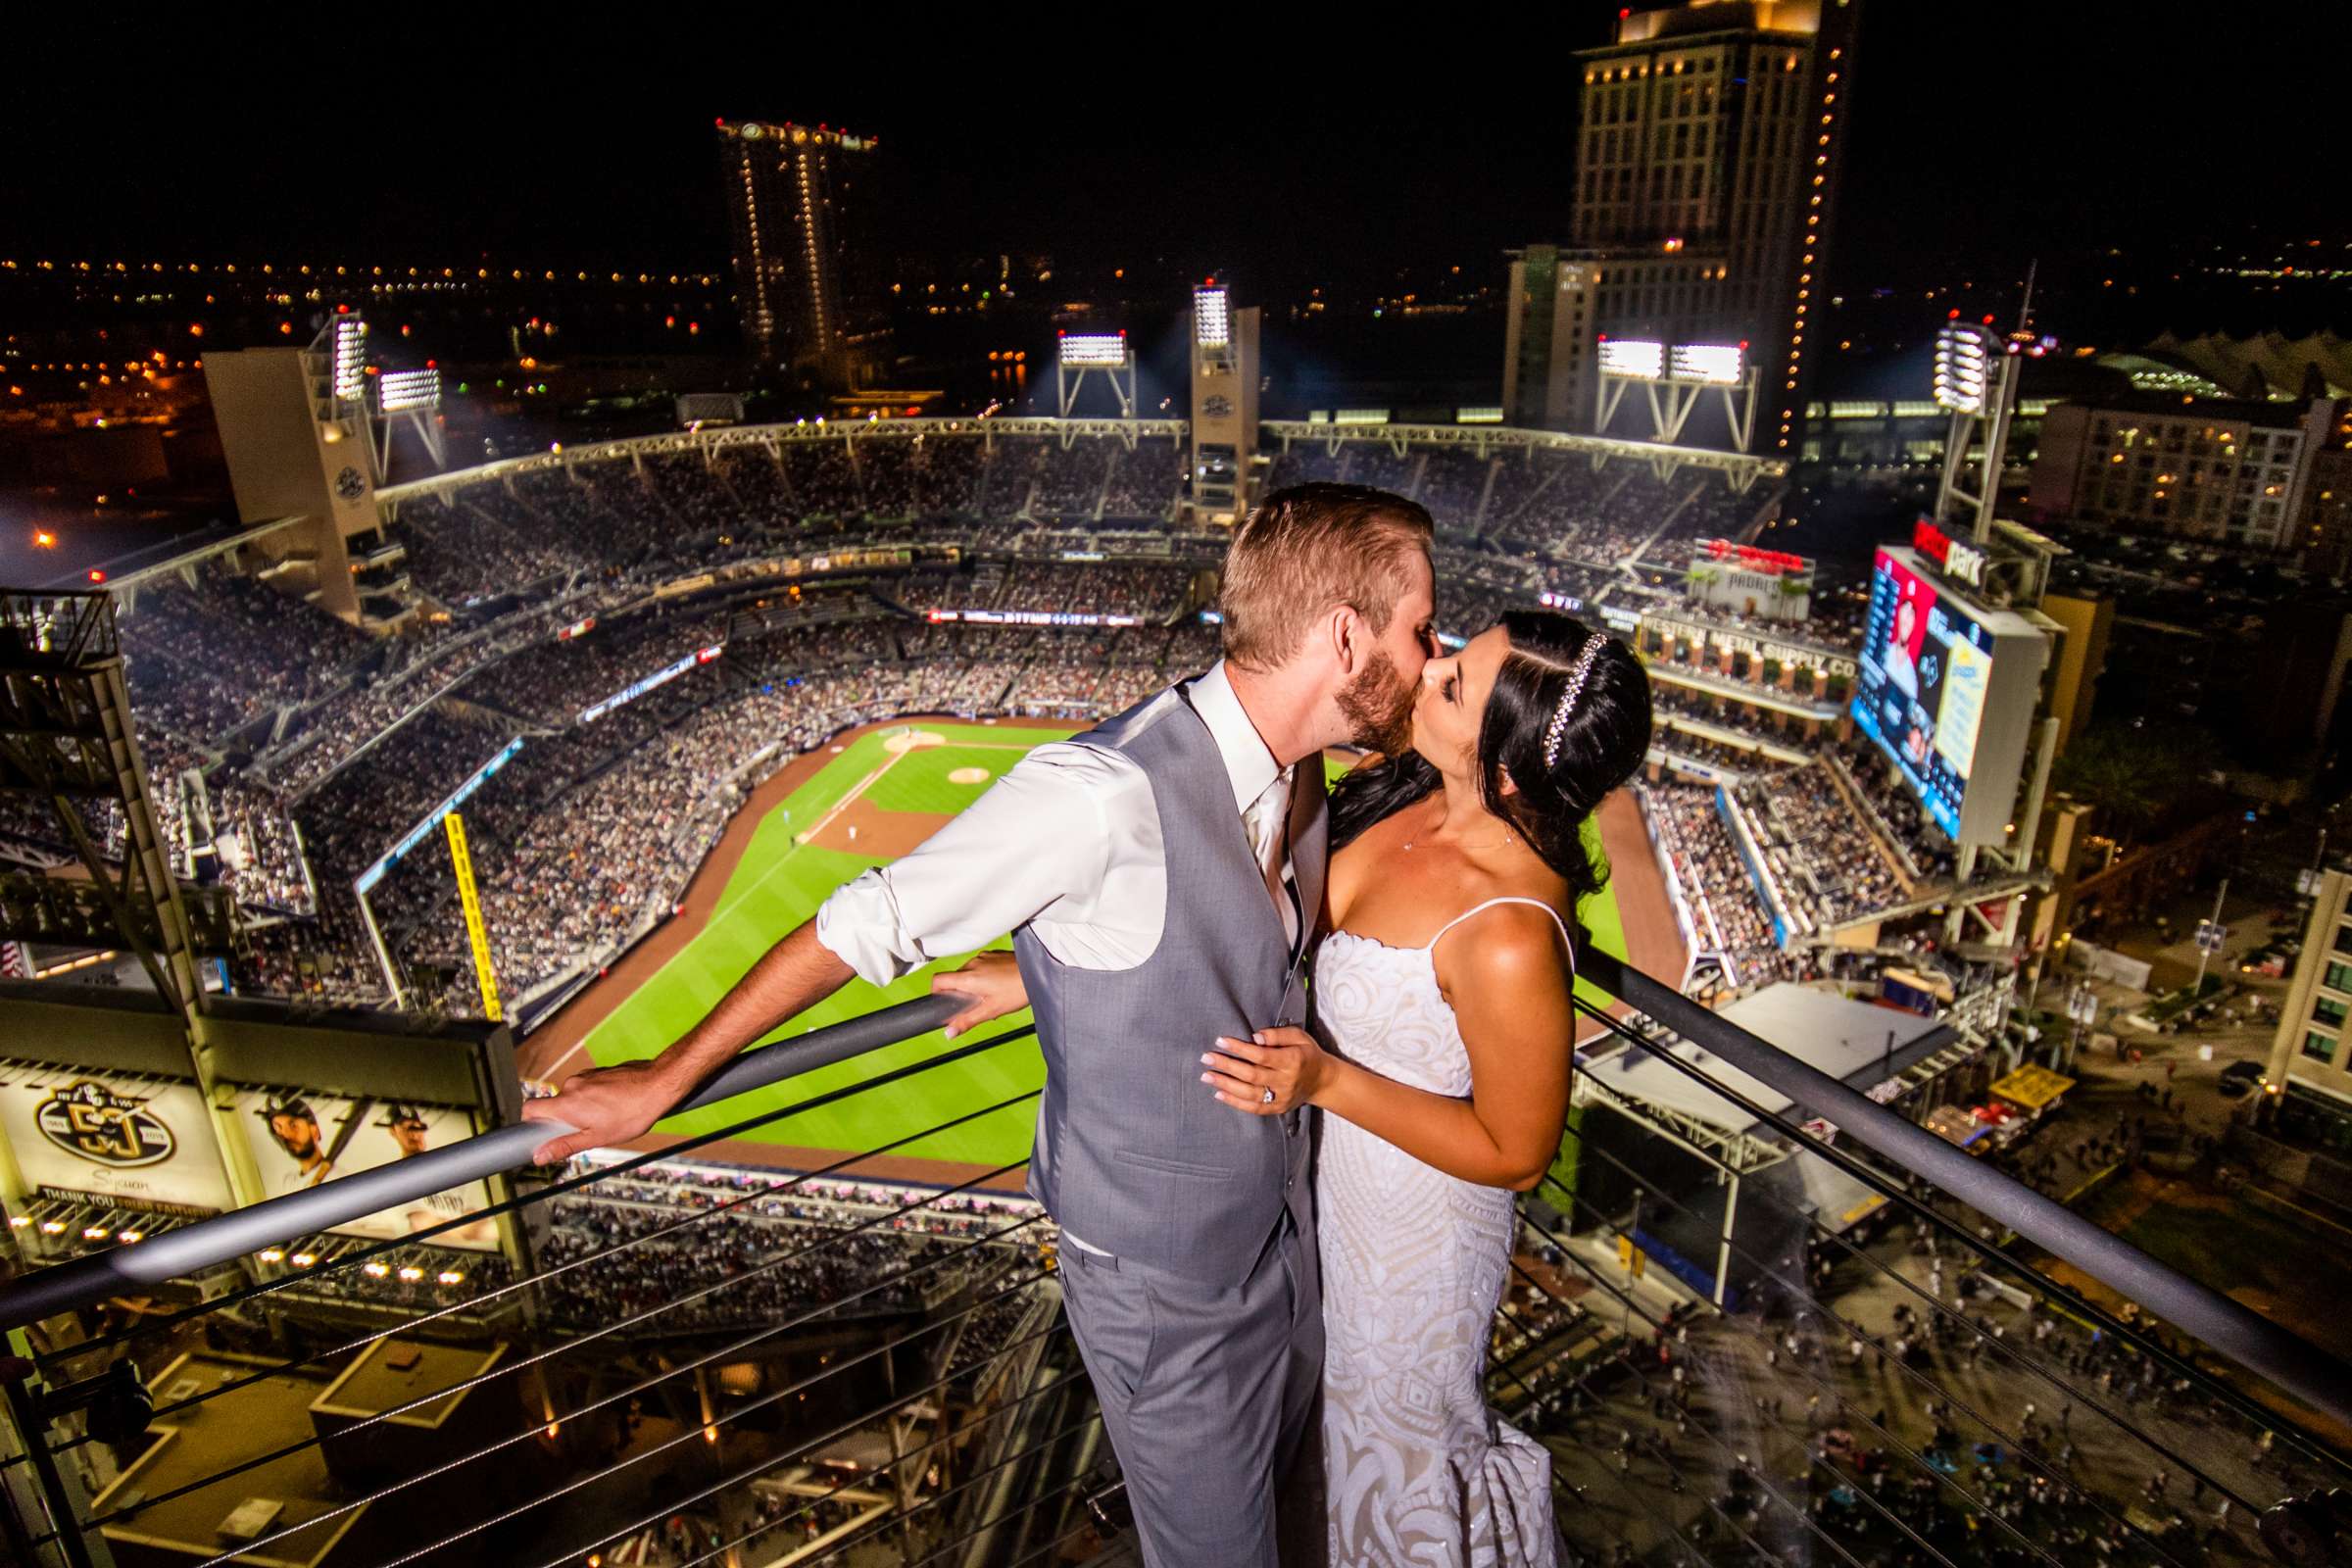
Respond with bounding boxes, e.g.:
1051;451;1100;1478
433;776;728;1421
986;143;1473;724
812;743;1125;986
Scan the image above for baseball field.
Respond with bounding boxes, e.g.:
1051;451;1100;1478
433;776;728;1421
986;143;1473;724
522;718;1645;1175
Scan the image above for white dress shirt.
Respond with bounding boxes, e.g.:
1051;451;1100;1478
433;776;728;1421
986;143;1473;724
814;661;1299;982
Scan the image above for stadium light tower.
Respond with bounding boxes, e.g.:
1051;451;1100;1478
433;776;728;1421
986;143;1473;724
1931;318;2022;545
1055;330;1136;438
375;368;448;474
1187;279;1260;527
1593;337;1761;452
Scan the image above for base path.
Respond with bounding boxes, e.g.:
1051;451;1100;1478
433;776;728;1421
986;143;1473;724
808;796;956;858
519;716;1040;1086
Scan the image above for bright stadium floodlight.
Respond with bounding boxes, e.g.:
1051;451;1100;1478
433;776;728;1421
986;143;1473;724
331;317;368;402
1056;330;1137;424
1933;323;1993;415
1195;286;1231;348
1058;333;1128;368
377;368;441;414
1597;336;1756;449
1597;338;1665;380
1670;343;1744;385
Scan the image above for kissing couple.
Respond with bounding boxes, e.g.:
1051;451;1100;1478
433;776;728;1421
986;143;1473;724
525;482;1653;1567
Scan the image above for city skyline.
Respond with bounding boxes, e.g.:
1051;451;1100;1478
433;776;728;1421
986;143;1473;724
7;8;2343;304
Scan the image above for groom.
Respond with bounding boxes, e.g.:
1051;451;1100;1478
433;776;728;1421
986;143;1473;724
524;482;1438;1566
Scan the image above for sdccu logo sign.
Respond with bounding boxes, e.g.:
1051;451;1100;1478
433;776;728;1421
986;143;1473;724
34;1080;176;1167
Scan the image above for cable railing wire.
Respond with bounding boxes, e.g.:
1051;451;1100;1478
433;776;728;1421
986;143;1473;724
1583;948;2352;1434
673;1403;1103;1568
191;1267;1059;1568
1531;1128;2241;1567
41;1079;1048;1457
3;992;1000;1341
207;1325;1077;1568
77;1195;1052;1544
1539;1038;2275;1538
1510;1199;2195;1568
36;1007;1037;1369
1571;988;2337;1504
1496;1247;1959;1568
1575;980;2351;1484
661;1367;1094;1568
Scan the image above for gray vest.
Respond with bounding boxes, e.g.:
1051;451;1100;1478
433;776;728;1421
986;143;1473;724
1016;679;1326;1287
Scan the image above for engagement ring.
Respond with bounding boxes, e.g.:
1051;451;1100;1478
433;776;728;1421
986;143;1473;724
1260;1087;1276;1105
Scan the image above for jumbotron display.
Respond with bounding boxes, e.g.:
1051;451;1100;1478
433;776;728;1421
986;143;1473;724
1851;546;2050;846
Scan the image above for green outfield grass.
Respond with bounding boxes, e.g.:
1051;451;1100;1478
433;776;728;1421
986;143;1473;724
574;721;1625;1169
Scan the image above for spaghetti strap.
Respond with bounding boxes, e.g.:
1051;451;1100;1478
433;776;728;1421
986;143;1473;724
1426;896;1574;958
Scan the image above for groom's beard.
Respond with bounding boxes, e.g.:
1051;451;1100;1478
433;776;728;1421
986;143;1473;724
1338;650;1416;755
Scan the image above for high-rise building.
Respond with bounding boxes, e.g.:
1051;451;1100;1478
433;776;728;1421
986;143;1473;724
715;119;879;386
1503;0;1856;450
2031;394;2352;555
2262;867;2352;1152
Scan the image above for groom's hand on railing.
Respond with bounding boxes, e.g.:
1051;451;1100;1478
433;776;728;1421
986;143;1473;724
521;1057;693;1165
931;951;1029;1039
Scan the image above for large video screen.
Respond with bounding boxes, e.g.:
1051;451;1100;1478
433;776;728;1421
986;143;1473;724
234;1088;501;1250
1852;548;2000;842
0;1066;235;1215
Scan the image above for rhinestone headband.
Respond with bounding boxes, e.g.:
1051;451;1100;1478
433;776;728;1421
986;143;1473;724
1542;636;1610;770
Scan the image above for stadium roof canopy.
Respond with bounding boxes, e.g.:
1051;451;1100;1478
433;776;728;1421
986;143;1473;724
1588;982;1954;1137
2137;329;2352;401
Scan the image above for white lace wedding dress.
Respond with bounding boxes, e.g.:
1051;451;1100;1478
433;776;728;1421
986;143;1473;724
1312;897;1566;1568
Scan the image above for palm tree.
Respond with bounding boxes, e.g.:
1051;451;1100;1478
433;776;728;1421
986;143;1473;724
2051;722;2208;846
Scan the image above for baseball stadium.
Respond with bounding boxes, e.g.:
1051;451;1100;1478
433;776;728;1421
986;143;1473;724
517;711;1662;1178
3;328;2333;1567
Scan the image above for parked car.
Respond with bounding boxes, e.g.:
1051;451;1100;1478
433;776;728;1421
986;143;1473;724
2218;1059;2265;1099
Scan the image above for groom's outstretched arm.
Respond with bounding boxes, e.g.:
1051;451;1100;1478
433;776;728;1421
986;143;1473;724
522;745;1128;1163
523;922;854;1163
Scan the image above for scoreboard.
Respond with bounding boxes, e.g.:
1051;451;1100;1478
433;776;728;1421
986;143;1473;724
1851;547;2049;847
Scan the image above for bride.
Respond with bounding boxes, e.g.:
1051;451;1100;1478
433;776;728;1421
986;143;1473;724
939;610;1651;1567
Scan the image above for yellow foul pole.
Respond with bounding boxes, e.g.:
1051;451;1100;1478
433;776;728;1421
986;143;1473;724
444;811;503;1022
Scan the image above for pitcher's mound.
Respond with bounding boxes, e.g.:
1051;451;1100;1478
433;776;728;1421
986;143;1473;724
947;766;991;786
883;728;949;755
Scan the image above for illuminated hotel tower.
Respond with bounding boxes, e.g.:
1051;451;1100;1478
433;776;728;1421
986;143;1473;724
1504;0;1855;449
715;119;876;386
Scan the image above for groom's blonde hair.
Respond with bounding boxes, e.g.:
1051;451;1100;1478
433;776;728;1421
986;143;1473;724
1220;483;1434;672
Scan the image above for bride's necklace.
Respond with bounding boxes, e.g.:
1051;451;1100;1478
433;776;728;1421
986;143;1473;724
1401;808;1516;854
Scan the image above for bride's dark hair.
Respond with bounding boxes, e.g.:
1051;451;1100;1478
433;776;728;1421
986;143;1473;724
1328;609;1652;907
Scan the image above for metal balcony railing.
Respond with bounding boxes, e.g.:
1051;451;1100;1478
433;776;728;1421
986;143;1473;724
2;961;2349;1568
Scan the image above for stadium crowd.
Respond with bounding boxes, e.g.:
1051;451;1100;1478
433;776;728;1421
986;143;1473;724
1639;779;1805;989
58;425;2010;1028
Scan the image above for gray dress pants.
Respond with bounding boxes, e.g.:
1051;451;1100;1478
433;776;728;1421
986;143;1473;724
1058;1205;1325;1567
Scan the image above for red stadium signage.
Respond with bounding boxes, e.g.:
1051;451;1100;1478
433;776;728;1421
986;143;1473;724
1697;538;1808;575
1913;516;1955;564
558;615;597;640
1911;516;1988;589
696;644;723;663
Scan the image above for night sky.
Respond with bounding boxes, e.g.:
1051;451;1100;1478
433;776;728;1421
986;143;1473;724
7;7;2344;297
